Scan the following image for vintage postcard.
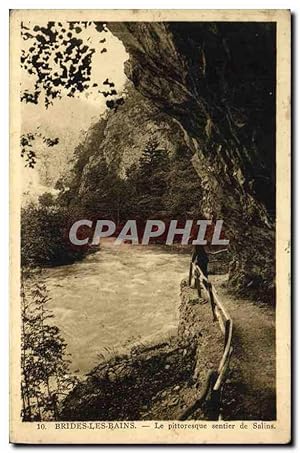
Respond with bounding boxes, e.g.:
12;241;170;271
10;9;291;444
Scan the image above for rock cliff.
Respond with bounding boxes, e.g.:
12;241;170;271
108;22;276;301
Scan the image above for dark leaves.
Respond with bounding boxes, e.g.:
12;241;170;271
101;78;124;111
20;21;125;112
20;21;106;108
106;99;115;109
20;132;59;168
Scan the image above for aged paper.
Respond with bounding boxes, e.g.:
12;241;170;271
10;9;291;444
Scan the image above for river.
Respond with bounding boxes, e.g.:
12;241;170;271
43;241;191;375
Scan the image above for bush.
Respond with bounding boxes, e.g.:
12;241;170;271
21;202;89;267
21;270;77;421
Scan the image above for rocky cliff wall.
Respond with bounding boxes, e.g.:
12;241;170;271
108;22;276;302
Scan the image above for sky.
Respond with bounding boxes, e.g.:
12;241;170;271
20;24;128;199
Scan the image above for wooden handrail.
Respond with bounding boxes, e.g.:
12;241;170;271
185;261;234;418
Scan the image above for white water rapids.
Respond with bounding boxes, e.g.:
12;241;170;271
43;241;191;374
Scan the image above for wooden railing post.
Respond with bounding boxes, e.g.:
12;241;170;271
188;261;193;287
207;282;217;321
224;319;231;350
196;273;202;297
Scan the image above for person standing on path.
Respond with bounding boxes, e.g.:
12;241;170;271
192;244;228;278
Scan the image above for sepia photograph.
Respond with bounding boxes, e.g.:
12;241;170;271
9;9;291;444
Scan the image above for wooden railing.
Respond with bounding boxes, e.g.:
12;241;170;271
179;261;233;420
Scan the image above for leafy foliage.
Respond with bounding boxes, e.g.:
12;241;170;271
21;131;59;168
124;137;170;218
21;271;77;421
21;202;88;267
21;21;124;110
124;138;203;221
163;146;204;218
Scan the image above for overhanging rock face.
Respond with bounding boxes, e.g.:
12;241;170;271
109;22;276;301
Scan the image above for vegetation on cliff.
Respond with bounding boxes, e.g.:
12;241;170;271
56;87;204;222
